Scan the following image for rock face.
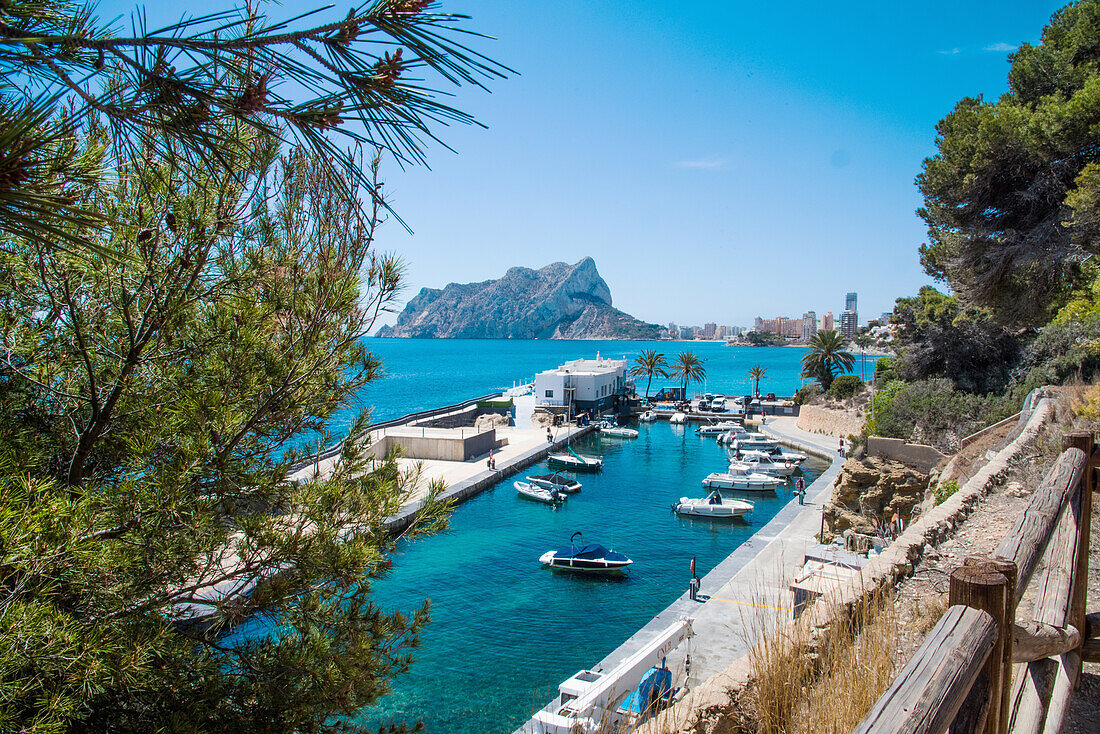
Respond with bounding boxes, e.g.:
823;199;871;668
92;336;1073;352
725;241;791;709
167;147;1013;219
375;257;660;339
822;456;929;539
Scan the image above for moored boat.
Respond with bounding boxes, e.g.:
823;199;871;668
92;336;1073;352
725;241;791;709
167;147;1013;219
527;473;582;493
539;532;632;573
701;470;784;492
639;410;656;422
515;481;567;504
599;424;639;439
695;421;740;436
729;453;797;477
669;412;687;425
673;492;753;519
548;452;603;472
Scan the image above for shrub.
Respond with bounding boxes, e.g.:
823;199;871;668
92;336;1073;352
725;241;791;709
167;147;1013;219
874;356;897;382
828;374;863;400
794;383;821;405
866;378;1017;453
934;479;959;505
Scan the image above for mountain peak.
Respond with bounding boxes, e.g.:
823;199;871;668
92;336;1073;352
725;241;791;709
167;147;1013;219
376;258;656;339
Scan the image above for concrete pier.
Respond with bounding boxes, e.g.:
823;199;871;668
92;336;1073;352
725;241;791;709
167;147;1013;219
517;415;841;727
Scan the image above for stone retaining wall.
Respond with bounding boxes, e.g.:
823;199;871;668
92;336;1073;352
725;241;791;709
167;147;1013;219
796;404;865;438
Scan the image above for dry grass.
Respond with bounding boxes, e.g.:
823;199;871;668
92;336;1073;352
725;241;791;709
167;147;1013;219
910;593;948;636
739;587;898;734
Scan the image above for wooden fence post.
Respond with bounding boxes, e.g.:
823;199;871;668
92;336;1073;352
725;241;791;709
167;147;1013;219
950;563;1010;733
1063;430;1094;685
966;555;1018;733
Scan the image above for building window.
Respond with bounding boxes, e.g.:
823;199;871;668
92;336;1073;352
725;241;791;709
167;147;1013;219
545;390;554;398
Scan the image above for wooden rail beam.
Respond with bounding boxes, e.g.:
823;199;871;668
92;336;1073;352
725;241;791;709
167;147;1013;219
854;606;998;734
1013;621;1082;663
995;448;1087;604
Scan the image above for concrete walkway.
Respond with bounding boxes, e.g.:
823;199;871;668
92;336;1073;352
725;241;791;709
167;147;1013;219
581;416;845;689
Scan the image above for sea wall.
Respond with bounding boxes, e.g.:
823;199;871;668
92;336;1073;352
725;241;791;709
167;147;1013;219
796;404;864;438
866;436;946;473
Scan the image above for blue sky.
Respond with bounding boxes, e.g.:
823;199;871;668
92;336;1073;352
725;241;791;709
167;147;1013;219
101;1;1066;328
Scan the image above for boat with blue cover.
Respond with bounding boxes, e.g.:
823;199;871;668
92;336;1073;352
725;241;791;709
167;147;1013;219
539;532;632;573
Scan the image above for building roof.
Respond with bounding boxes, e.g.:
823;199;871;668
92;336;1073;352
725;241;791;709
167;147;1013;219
537;358;626;377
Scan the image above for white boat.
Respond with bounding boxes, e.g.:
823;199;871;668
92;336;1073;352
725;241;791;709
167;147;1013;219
523;619;693;734
669;412;687;425
515;481;567;504
702;470;784;492
722;435;780;451
740;446;808;464
673;491;753;519
599;425;639;439
639;410;656;422
539;532;631;573
729;453;797;477
527;473;582;493
695;421;740;436
548;452;603;472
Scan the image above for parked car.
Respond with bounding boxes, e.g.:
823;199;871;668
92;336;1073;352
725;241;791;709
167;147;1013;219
711;397;727;413
766;392;776;401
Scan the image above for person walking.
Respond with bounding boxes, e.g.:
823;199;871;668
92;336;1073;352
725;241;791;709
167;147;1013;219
546;427;553;443
838;437;845;458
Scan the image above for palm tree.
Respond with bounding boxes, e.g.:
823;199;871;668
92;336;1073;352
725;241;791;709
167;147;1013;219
670;351;707;400
801;330;855;391
629;350;669;401
747;365;769;397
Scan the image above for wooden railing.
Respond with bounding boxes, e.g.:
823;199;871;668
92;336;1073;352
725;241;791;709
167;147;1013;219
855;430;1096;734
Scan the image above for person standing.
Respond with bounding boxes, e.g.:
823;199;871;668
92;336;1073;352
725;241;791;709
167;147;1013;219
838;438;845;458
796;477;806;505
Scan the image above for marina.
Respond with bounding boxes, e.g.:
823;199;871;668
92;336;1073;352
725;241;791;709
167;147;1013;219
225;343;839;732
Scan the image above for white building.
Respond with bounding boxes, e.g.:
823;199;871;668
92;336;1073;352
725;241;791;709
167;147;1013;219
534;357;629;416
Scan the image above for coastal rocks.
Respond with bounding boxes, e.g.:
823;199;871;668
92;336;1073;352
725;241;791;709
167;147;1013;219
822;456;928;540
375;257;660;339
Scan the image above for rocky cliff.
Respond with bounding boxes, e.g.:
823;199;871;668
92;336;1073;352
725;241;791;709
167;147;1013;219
376;257;660;339
822;457;928;541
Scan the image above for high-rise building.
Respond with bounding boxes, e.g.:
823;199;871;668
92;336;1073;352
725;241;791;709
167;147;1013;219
716;325;727;339
821;312;834;331
839;310;858;339
753;316;764;332
801;311;817;340
846;292;858;312
703;322;717;338
880;312;892;325
679;326;695;340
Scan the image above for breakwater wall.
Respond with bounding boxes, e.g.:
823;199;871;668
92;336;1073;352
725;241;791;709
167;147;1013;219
385;425;595;535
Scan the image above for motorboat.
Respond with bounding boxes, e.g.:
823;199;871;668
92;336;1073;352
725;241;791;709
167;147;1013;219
669;412;687;425
729;453;797;478
599;424;639;439
523;619;693;734
739;446;808;464
548;451;603;472
539;532;632;573
702;469;784;492
673;491;754;519
515;481;567;504
639;410;656;422
527;473;582;493
695;421;740;436
722;435;780;451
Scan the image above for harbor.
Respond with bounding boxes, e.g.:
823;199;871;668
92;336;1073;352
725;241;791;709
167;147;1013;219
191;346;842;732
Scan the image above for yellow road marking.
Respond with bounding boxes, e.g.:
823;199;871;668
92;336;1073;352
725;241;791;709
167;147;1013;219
708;597;791;612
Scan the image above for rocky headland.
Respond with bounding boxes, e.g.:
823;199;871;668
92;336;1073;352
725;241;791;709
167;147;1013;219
375;257;659;339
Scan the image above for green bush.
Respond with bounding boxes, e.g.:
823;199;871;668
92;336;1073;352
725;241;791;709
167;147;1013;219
934;479;959;505
866;378;1017;452
794;383;821;405
827;374;863;399
874;356;896;382
476;398;513;409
